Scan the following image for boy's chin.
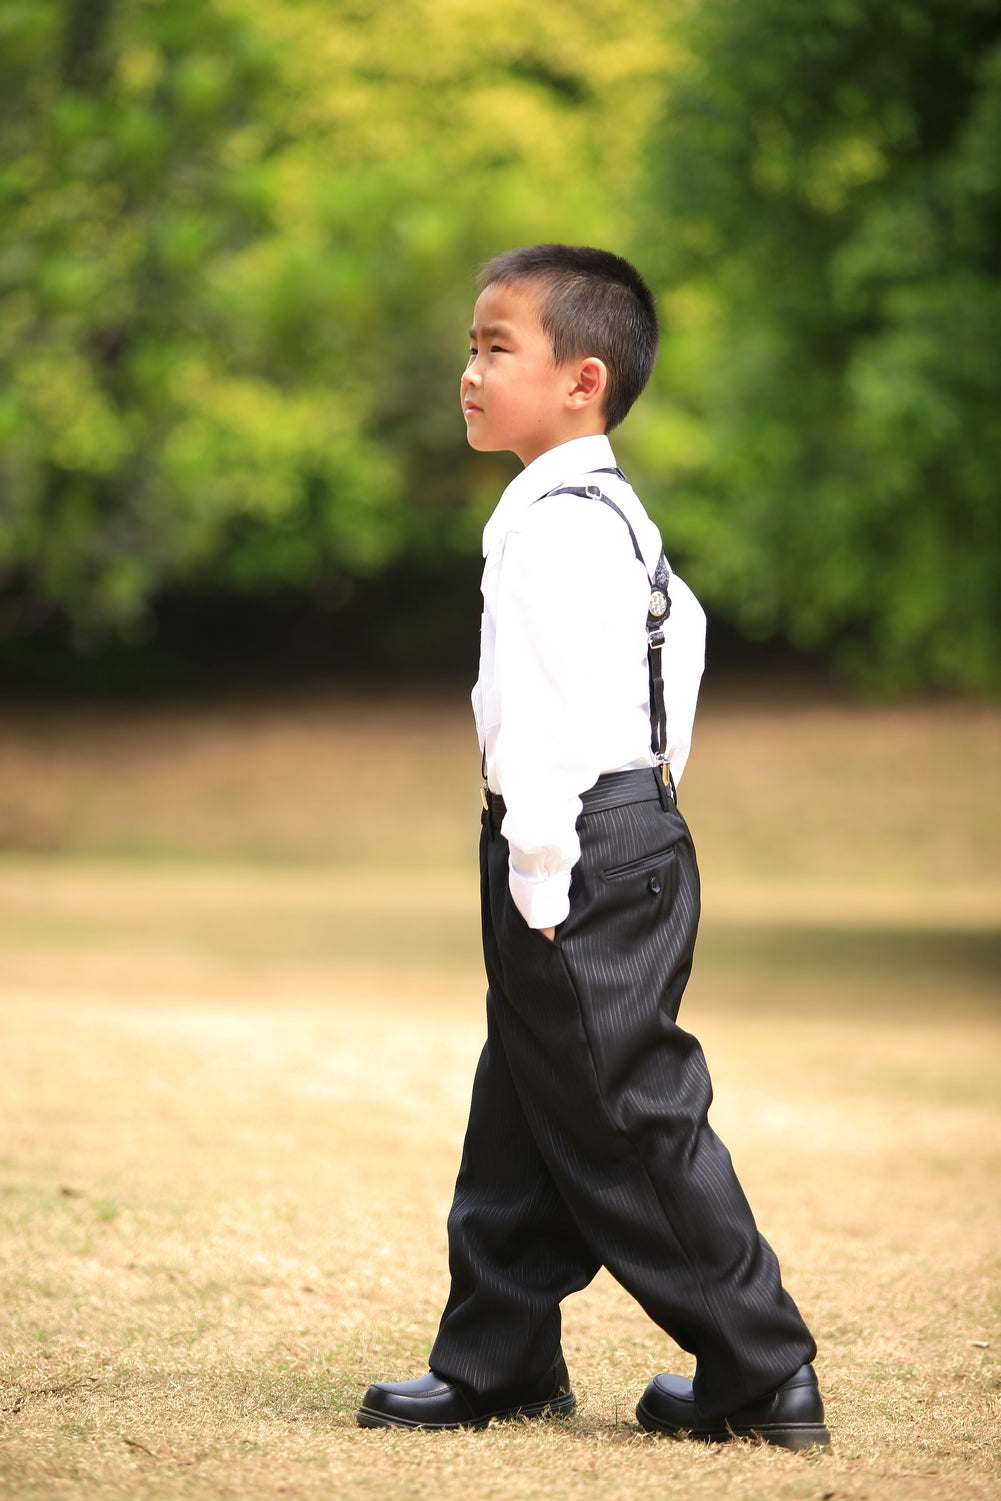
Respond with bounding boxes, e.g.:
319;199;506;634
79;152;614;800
466;429;503;454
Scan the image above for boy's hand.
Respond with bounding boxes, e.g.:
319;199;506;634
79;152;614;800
540;926;556;942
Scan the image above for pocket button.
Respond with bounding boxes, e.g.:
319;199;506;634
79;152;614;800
648;876;662;895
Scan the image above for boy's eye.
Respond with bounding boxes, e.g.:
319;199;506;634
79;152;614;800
490;344;506;353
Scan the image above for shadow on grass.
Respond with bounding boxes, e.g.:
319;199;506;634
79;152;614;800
696;922;1001;1010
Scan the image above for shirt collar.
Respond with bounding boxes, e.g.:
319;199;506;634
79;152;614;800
482;435;617;557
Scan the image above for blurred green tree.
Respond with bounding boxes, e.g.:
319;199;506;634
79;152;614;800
634;0;1001;690
0;0;672;648
0;0;402;644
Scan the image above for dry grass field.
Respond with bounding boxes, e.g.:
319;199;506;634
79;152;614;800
0;685;999;1500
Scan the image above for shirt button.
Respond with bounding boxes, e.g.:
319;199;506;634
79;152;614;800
648;876;662;895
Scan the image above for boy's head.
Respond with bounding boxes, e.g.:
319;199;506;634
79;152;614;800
461;244;659;467
478;244;659;431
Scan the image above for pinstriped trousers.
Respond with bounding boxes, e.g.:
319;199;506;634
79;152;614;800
428;777;816;1419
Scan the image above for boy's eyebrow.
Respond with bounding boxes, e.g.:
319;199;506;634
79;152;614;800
468;321;515;341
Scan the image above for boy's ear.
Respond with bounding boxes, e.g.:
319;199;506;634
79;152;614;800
567;357;608;411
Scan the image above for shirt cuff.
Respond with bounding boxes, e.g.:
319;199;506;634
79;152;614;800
508;863;571;930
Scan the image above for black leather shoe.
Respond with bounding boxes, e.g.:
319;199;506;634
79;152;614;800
357;1354;576;1430
636;1363;830;1451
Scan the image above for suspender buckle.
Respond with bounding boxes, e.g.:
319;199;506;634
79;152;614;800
656;757;676;808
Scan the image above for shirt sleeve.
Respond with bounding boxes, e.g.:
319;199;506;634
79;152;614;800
492;499;650;929
660;574;707;787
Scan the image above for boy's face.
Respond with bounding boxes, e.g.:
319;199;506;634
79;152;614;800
462;280;586;466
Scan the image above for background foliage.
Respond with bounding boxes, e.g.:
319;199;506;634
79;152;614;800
636;0;1001;691
1;0;998;689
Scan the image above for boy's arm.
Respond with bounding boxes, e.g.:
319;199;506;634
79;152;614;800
491;498;647;930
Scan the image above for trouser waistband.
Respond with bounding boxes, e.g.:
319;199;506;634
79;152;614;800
486;767;672;825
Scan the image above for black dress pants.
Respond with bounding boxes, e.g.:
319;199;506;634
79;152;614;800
428;774;816;1419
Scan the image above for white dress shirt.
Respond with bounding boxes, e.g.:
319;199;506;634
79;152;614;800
472;434;707;930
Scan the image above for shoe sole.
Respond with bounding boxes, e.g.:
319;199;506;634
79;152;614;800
635;1398;830;1452
357;1391;577;1431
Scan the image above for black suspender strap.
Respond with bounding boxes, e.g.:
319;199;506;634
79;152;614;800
535;470;674;788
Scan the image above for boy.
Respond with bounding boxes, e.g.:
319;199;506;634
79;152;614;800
358;245;828;1450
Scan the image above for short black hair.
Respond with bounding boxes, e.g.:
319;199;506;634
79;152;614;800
477;244;659;430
